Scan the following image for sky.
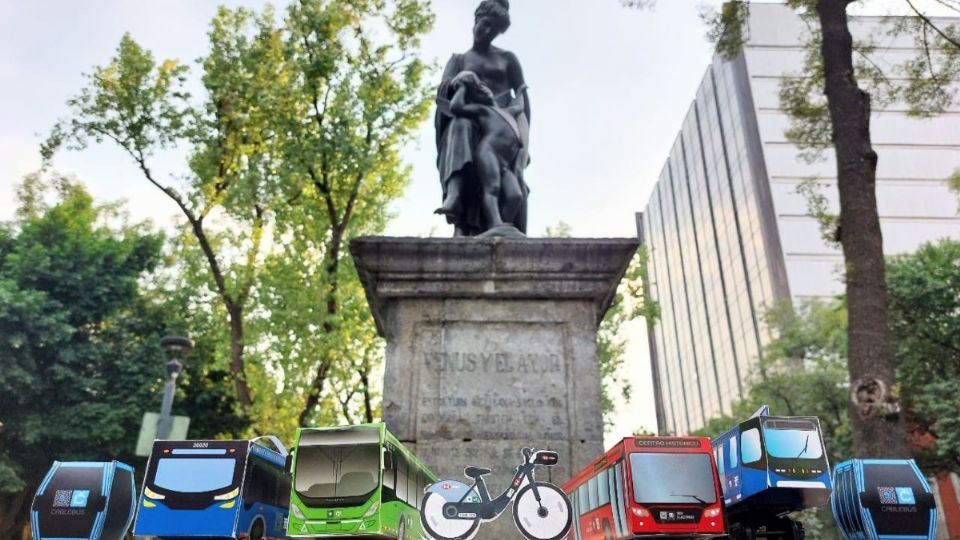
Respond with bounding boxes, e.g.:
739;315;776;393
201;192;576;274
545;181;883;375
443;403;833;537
1;0;949;442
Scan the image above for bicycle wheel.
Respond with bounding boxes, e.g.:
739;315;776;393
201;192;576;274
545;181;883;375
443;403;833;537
512;482;572;540
420;491;481;540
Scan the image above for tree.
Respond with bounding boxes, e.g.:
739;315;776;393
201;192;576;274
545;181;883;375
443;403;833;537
545;222;661;430
44;0;435;431
0;175;165;540
887;239;960;472
694;239;960;474
675;0;960;457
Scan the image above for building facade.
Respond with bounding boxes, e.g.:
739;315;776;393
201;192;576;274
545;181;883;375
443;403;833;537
639;4;960;436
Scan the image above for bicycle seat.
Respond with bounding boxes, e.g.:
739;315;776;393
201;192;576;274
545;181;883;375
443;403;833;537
464;466;491;479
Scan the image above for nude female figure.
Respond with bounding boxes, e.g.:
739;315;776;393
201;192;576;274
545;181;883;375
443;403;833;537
434;0;531;237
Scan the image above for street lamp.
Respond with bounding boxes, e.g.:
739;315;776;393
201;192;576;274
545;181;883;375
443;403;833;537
157;336;193;440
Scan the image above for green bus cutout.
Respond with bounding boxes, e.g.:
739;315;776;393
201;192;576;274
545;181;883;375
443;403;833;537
287;422;437;539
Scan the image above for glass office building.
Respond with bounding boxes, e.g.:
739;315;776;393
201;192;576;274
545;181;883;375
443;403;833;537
639;4;960;435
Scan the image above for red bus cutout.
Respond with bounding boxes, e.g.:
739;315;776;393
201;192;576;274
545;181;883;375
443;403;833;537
562;437;726;540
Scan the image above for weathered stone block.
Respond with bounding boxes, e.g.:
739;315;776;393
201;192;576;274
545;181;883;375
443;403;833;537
351;237;637;540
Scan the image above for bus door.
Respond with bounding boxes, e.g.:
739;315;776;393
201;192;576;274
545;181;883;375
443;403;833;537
733;417;769;503
134;440;249;538
715;429;743;504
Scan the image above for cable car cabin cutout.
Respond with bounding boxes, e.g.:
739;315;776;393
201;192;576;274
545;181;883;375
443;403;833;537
712;413;833;540
133;438;291;540
562;436;726;540
831;459;937;540
31;461;136;540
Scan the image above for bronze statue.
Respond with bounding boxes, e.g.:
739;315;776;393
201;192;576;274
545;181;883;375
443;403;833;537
434;0;530;237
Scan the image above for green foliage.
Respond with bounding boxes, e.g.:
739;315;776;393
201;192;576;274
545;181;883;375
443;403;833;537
887;240;960;472
697;240;960;474
598;247;660;431
44;0;437;434
794;178;840;247
703;0;750;61
693;299;851;465
0;176;164;536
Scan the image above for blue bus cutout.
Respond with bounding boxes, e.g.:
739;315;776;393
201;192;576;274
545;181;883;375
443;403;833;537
31;461;136;540
133;437;291;539
831;459;937;540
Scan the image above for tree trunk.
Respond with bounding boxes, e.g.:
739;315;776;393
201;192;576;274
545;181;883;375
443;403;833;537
0;484;32;540
299;237;342;426
816;0;910;458
227;303;252;411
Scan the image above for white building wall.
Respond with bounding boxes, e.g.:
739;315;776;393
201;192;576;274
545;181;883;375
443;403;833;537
743;3;960;300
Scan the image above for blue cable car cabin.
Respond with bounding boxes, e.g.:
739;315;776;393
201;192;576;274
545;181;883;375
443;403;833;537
134;438;291;540
712;414;832;540
31;461;136;540
831;459;937;540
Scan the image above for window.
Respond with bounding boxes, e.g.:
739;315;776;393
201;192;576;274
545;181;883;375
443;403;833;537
715;445;725;477
741;429;761;464
396;456;409;504
597;469;610;507
155;458;237;493
587;477;599;510
578;484;589;515
728;436;738;468
629;453;717;505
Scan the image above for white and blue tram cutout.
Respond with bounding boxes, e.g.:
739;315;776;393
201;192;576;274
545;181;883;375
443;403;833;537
133;437;291;539
31;460;136;540
831;459;937;540
712;412;833;540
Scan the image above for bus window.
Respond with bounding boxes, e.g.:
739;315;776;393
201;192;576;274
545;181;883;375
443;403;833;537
405;463;417;506
383;453;396;493
295;445;379;501
578;484;589;515
155;457;236;493
630;453;717;505
587;476;599;510
741;429;762;464
598;469;610;507
728;436;738;468
396;455;409;505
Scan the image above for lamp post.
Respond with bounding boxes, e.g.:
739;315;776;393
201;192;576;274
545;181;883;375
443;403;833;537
157;336;193;440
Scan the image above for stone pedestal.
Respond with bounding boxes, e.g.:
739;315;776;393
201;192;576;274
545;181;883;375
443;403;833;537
350;237;638;539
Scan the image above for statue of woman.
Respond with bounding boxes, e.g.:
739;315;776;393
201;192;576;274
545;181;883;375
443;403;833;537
434;0;531;237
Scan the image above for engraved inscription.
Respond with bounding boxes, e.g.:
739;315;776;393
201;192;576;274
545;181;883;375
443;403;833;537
415;322;568;440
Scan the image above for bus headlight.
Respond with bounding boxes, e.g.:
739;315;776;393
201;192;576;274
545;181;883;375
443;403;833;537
214;487;240;501
143;486;165;500
631;508;650;517
291;504;306;520
704;508;722;518
363;501;380;518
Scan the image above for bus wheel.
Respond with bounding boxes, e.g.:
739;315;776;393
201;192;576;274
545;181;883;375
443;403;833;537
250;519;265;540
398;516;406;540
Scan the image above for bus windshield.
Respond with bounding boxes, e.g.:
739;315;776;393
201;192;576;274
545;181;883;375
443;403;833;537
630;453;717;505
295;445;380;501
154;457;238;493
762;420;823;460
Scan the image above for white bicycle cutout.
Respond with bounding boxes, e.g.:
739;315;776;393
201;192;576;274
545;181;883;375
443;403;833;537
420;448;572;540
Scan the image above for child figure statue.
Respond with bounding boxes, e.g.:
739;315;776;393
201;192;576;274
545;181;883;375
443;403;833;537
443;71;526;237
